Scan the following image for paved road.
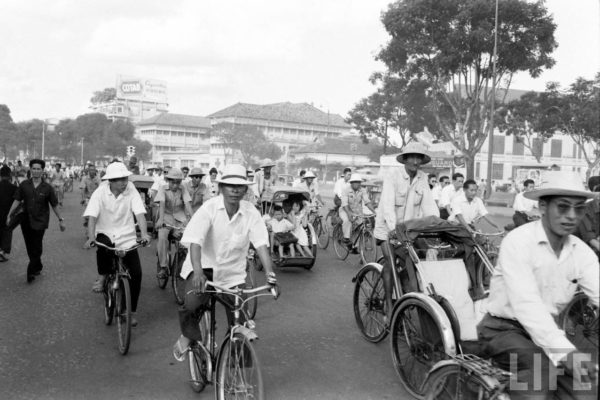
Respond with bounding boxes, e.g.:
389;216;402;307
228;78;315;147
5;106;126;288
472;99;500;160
0;189;511;400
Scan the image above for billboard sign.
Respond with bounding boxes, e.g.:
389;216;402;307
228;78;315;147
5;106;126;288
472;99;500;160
116;75;168;104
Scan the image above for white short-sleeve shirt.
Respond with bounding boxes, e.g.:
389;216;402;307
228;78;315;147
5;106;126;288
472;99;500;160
180;196;269;288
448;192;488;224
83;182;146;248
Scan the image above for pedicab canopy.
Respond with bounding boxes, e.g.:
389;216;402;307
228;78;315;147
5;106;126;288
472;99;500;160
129;174;154;190
395;216;475;246
271;186;311;203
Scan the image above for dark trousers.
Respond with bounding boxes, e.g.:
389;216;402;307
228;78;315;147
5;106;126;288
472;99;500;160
0;225;12;253
513;211;530;228
20;222;46;275
95;234;142;312
440;208;449;220
478;313;597;400
178;270;243;341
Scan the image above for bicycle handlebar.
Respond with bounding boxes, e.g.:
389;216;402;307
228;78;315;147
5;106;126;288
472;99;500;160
92;240;148;253
472;231;505;237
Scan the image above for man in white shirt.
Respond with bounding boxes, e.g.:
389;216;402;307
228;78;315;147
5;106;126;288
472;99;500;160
374;142;439;319
333;167;352;208
432;175;448;208
512;179;539;227
83;162;150;325
341;174;376;242
172;164;278;361
292;170;306;187
439;172;464;219
478;171;599;400
294;171;324;206
449;179;501;232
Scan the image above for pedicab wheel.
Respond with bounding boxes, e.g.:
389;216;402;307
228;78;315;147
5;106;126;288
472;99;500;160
559;292;599;350
245;258;258;319
423;364;498;400
115;276;132;355
188;343;209;393
215;333;264;400
353;264;388;342
315;218;329;249
157;259;168;289
390;297;448;399
359;230;377;264
172;248;187;305
103;281;114;326
332;224;349;260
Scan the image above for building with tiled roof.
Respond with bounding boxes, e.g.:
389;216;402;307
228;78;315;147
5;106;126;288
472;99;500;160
208;102;352;161
136;112;213;168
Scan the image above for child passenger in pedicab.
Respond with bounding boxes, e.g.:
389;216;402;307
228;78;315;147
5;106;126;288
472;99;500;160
283;200;313;258
268;205;296;259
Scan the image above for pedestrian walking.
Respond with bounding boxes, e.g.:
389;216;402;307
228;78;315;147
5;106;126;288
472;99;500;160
6;159;66;283
0;165;17;261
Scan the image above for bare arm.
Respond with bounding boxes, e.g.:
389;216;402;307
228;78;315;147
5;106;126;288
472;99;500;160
255;244;275;277
5;200;20;225
481;215;501;231
455;214;473;232
189;243;207;292
51;204;66;231
135;213;150;242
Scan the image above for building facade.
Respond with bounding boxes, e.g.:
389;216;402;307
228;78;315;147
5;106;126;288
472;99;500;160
209;102;352;159
135;113;212;168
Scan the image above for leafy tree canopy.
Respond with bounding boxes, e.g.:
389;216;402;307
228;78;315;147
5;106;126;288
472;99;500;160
90;87;116;104
213;122;283;167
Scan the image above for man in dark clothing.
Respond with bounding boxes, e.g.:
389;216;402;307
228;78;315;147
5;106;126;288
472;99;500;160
0;165;17;261
575;175;600;256
6;159;66;283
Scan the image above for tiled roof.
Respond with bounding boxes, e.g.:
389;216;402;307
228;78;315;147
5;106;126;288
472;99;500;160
293;137;375;156
137;113;211;129
208;102;350;128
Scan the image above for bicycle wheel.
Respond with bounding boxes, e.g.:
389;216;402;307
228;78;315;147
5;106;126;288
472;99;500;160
360;230;377;264
332;224;349;260
103;279;114;326
189;342;209;393
245;258;258;319
353;264;388;343
315;218;329;249
390;298;449;399
424;364;499;400
156;258;168;289
560;292;599;351
115;276;132;355
216;333;264;400
171;248;187;305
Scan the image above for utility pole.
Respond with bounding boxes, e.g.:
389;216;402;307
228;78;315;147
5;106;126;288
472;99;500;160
485;0;499;199
41;122;46;160
80;138;84;165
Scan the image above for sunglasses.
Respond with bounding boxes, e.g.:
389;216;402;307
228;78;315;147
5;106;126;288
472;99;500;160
551;200;587;215
169;180;182;185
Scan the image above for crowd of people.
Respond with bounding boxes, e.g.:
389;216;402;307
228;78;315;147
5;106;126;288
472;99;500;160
0;149;598;398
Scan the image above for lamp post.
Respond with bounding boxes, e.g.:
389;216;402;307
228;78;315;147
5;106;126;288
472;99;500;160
80;138;84;165
485;0;500;199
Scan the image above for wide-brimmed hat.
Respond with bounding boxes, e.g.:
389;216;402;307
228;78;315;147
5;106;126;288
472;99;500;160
524;171;594;200
303;171;317;179
216;164;253;185
396;142;431;165
349;173;363;183
260;159;276;168
165;169;184;180
189;167;205;177
102;162;132;180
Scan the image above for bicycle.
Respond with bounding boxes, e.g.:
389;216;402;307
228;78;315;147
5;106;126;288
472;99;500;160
333;215;377;264
93;240;147;355
309;205;329;249
471;230;505;296
186;281;279;399
559;291;599;351
245;247;260;319
157;223;187;305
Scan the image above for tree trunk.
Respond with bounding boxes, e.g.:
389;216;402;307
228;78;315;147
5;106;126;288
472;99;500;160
464;153;475;180
383;120;388;155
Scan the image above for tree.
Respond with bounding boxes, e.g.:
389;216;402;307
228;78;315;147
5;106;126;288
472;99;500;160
376;0;557;178
213;122;282;166
90;88;116;104
496;91;555;162
368;144;402;163
0;105;17;160
545;75;600;180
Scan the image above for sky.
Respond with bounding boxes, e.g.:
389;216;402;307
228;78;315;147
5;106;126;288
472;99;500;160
1;0;598;122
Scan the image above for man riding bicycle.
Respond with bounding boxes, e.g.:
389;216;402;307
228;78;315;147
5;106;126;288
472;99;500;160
478;171;598;400
155;168;193;280
83;162;150;326
49;162;66;206
340;174;376;244
172;164;278;360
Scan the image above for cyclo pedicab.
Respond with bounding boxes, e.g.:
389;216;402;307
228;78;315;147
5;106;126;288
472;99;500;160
258;186;318;270
353;215;598;399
